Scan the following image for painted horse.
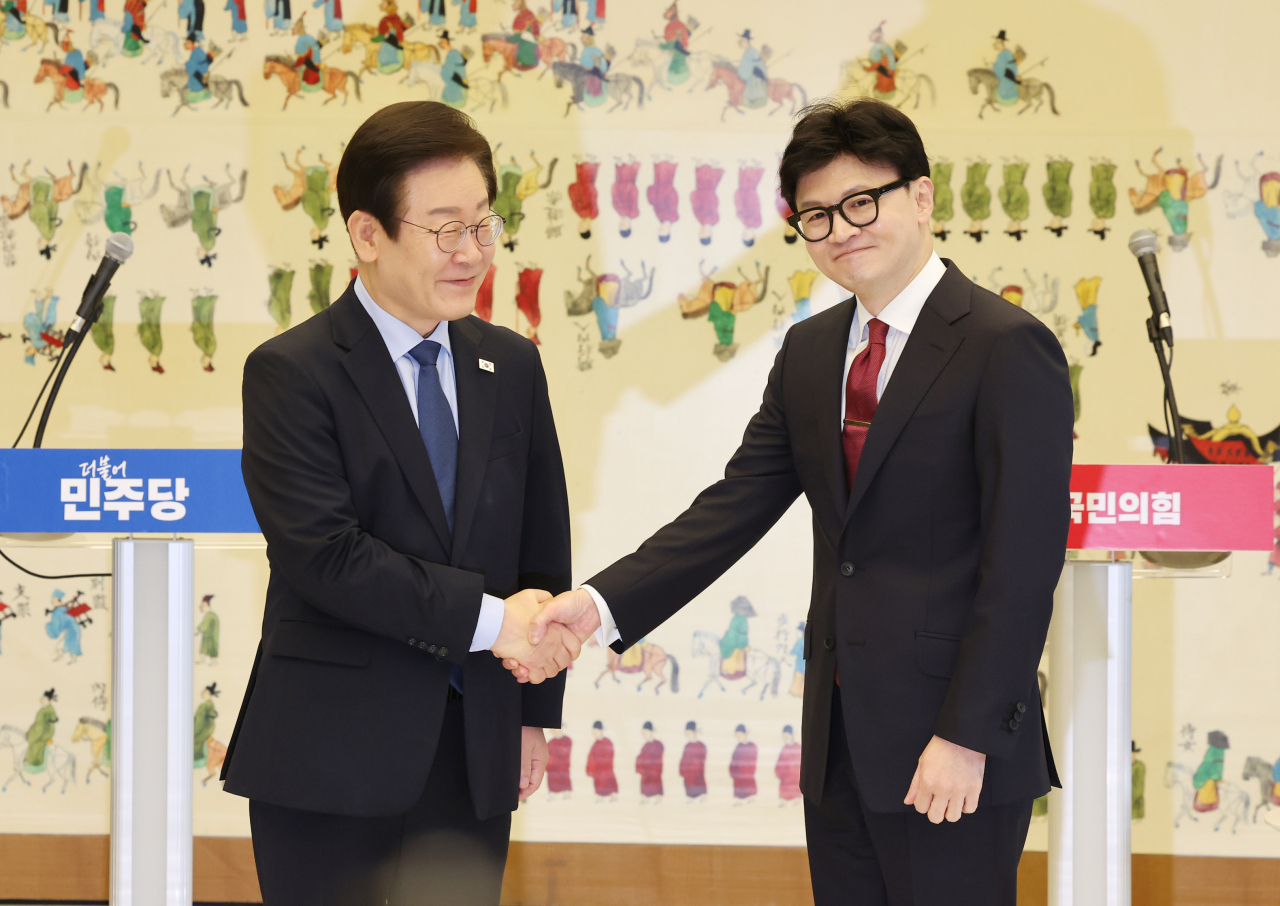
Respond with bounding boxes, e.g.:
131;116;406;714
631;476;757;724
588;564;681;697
480;32;574;80
966;68;1058;120
35;58;119;112
594;640;680;694
550;60;644;115
159;67;248;115
70;717;110;784
0;725;77;793
690;630;781;701
706;59;807;122
264;56;361;110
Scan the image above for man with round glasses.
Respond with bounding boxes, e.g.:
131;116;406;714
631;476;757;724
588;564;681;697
521;97;1073;905
224;100;580;906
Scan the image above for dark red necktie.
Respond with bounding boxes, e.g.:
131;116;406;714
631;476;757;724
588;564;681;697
842;318;889;491
836;318;888;688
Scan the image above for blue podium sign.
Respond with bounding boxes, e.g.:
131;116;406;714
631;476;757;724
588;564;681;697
0;449;260;533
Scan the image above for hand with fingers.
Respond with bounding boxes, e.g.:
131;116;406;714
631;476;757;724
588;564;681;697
501;587;601;681
903;735;987;824
490;588;582;683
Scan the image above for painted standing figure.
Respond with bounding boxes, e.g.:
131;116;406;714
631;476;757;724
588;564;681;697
679;721;706;800
1073;277;1101;356
591;272;621;357
515;265;542;344
691;163;722;246
776;725;801;804
45;589;83;664
636;721;664;801
612;158;639;236
568;159;599;238
1254;171;1280;256
734;164;763;246
729;724;757;803
586;720;618;800
226;0;247;36
647;159;678;242
193;682;219;769
1044;157;1072;237
788;619;805;696
546;728;571;797
196;594;220;664
312;0;341;32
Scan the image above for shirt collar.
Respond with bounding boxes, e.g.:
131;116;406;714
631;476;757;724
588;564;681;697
851;251;946;345
354;274;452;362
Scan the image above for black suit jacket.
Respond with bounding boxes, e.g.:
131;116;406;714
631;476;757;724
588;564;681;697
221;283;571;820
588;261;1072;812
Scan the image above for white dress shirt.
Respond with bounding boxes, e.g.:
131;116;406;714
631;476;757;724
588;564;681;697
354;276;505;652
584;252;948;649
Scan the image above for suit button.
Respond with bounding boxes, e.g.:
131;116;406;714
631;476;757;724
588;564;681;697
840;562;855;576
824;636;835;650
1016;702;1027;713
438;647;449;657
418;641;427;650
427;645;436;653
1008;718;1019;730
408;638;416;646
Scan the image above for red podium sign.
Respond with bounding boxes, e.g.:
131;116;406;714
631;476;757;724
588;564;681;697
1067;464;1275;551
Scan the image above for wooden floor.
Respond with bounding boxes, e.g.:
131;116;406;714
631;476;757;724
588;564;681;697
1;834;1278;905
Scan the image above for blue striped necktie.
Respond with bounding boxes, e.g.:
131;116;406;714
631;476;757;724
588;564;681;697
407;339;464;694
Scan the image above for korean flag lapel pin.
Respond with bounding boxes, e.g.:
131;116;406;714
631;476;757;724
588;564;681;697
478;358;496;373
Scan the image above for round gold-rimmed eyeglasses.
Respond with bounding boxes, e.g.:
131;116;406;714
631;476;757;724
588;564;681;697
786;177;914;242
399;212;505;253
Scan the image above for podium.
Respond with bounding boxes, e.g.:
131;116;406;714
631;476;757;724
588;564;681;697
0;450;258;906
0;453;1274;905
1050;464;1274;906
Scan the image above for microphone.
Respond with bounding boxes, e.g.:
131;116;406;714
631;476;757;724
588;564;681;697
69;232;134;336
1128;229;1172;347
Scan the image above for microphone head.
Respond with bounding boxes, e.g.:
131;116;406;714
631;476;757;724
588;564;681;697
104;232;135;263
1128;229;1159;258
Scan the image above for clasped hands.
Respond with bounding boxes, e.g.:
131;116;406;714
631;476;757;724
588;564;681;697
490;588;601;683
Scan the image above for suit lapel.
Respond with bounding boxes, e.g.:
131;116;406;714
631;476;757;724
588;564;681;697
818;298;858;522
448;317;497;568
332;288;454;556
843;264;970;524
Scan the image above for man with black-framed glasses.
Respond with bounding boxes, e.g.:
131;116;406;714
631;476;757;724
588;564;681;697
522;97;1073;905
223;101;580;906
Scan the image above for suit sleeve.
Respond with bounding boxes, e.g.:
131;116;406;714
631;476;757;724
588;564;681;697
587;330;804;650
241;342;484;663
518;349;572;728
932;318;1073;758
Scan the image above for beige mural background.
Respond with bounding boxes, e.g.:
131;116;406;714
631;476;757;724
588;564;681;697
1;0;1278;860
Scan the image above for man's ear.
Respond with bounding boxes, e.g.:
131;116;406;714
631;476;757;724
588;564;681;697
914;176;936;224
347;211;380;264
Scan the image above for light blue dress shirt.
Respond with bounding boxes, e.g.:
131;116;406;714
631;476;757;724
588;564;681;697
354;276;505;652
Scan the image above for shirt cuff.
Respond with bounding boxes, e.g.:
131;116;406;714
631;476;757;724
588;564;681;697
471;593;506;651
580;584;621;649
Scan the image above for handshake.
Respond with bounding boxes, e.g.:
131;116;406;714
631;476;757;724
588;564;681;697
489;588;603;683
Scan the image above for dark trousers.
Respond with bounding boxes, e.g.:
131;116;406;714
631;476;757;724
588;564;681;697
805;687;1033;906
249;697;511;906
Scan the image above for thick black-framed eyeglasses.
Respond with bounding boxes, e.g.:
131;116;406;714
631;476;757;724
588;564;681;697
786;177;914;242
399;212;505;252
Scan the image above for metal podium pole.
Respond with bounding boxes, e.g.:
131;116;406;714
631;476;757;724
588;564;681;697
112;539;195;906
1047;560;1133;906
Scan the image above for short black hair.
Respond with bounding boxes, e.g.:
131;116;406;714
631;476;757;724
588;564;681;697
337;101;497;242
778;98;930;211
